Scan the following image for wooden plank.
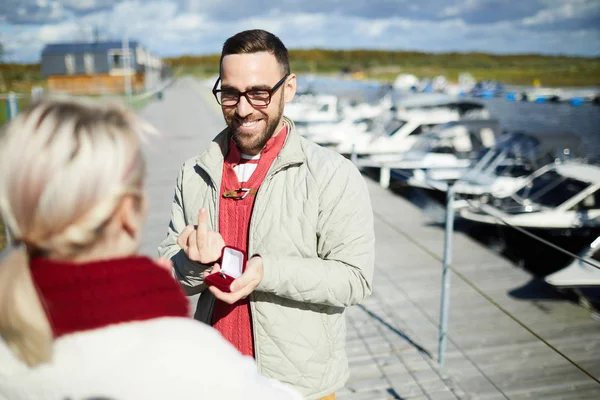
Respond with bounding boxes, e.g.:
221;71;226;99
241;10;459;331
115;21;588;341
139;79;599;399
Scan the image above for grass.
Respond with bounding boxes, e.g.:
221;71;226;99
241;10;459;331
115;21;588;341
168;51;600;87
362;66;600;87
130;94;157;111
0;97;29;124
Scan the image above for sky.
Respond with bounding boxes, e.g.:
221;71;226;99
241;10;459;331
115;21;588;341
0;0;599;63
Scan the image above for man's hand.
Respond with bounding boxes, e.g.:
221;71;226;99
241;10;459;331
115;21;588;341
177;208;225;264
155;256;173;272
206;256;264;304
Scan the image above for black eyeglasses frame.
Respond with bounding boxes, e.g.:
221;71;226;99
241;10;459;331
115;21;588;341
212;74;290;107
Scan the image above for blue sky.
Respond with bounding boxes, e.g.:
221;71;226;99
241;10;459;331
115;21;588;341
1;0;599;63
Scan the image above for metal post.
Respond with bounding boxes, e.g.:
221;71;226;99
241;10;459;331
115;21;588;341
380;167;390;189
438;183;455;368
3;214;12;249
3;94;17;249
123;36;132;104
7;92;18;120
350;144;358;166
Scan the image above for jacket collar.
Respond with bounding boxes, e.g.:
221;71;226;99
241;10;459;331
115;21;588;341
196;116;305;184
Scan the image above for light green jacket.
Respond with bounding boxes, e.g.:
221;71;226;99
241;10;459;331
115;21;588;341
158;117;375;399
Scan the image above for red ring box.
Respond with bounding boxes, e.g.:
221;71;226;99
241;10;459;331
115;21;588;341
204;246;246;293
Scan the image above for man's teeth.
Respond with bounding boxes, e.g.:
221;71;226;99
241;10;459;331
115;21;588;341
242;121;258;127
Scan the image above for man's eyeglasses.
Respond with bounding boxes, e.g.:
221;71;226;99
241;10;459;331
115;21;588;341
212;74;289;107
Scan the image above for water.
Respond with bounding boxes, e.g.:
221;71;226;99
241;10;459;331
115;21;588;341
296;75;600;278
474;97;600;162
295;75;600;162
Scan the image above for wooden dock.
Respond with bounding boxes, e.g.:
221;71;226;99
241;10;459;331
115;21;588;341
139;78;600;399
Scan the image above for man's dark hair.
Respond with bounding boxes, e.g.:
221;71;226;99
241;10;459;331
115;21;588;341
220;29;290;75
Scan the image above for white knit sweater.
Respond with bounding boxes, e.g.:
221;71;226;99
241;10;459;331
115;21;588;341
0;317;303;400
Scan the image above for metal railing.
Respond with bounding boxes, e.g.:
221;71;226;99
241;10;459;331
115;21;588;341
353;160;600;386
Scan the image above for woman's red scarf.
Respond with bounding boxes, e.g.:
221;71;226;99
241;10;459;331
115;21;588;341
212;124;288;357
30;256;189;338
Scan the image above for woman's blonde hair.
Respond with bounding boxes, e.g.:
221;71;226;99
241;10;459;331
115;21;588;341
0;96;155;366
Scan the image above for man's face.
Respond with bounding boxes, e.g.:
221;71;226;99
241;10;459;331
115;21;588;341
220;52;296;155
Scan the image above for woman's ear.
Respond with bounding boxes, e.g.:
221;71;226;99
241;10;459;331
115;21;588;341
284;73;297;104
116;194;145;238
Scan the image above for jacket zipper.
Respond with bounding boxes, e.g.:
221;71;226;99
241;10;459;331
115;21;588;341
199;166;220;231
248;158;302;371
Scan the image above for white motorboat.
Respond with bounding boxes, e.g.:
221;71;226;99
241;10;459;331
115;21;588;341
459;161;600;276
407;131;583;198
545;235;600;288
545;235;600;312
336;99;489;156
354;119;501;188
300;95;394;147
459;161;600;231
284;93;341;126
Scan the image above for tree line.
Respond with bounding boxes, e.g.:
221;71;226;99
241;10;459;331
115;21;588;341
0;49;598;89
165;49;600;86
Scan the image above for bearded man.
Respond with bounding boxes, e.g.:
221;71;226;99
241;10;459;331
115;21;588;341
158;29;375;400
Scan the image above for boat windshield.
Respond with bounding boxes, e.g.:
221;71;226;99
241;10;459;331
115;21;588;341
411;131;460;154
411;132;439;152
494;163;535;177
385;119;407;137
468;133;547;178
494;134;539;161
515;170;590;208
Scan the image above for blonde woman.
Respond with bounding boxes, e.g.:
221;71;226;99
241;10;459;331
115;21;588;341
0;98;302;400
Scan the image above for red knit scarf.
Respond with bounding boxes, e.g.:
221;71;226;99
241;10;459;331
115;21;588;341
213;124;288;357
30;256;189;338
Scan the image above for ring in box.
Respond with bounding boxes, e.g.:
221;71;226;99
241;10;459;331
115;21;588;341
204;246;246;292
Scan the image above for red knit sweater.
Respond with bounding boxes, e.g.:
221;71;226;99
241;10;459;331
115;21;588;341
212;125;288;357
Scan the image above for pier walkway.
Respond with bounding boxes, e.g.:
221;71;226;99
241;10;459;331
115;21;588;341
139;77;600;399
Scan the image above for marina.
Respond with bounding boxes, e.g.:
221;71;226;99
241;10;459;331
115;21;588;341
1;4;599;398
138;77;600;399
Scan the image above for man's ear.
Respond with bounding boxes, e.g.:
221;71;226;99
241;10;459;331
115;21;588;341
284;73;297;104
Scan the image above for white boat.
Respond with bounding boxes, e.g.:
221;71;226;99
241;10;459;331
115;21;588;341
284;93;341;126
407;131;583;198
336;99;488;156
544;235;600;312
300;94;394;147
459;161;600;231
354;119;501;188
545;235;600;288
393;74;419;91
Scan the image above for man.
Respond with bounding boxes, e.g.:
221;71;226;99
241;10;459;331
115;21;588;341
158;29;374;399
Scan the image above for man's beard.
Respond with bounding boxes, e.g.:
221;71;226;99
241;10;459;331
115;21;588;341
231;97;284;155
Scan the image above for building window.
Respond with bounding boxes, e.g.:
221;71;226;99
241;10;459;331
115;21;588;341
112;53;122;67
84;53;94;74
65;54;75;75
108;50;124;70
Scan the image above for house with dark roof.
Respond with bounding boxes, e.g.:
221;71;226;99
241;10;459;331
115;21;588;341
41;40;165;95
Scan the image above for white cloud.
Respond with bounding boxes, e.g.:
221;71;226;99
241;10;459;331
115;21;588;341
522;0;597;25
37;21;80;42
165;13;205;31
52;0;120;11
439;0;479;18
281;12;328;31
356;19;391;37
0;0;598;63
